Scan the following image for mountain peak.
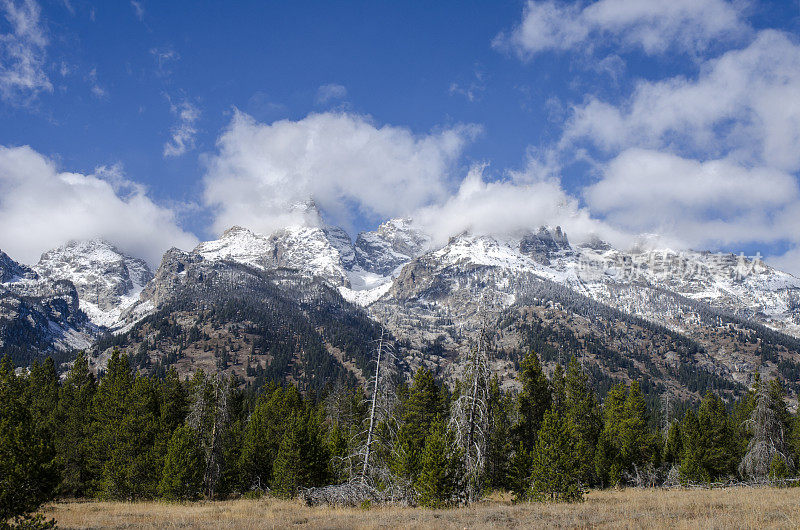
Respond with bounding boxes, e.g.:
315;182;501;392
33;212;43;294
579;234;612;251
286;198;323;226
34;238;153;329
41;238;123;262
519;226;572;264
220;225;254;238
354;217;431;276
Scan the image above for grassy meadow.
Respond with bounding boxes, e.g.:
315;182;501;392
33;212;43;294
43;487;800;529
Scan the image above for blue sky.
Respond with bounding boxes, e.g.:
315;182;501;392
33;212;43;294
1;0;800;273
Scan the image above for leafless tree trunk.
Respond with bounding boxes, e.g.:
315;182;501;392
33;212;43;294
661;392;671;437
342;324;397;491
450;309;493;503
362;327;385;484
188;373;230;499
739;380;792;480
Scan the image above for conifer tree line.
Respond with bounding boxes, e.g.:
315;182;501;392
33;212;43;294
3;348;800;523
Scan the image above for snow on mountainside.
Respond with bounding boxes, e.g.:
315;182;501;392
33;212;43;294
192;221;430;308
195;225;354;287
79;218;800;340
6;210;800;390
34;239;153;329
575;246;800;338
354;218;432;276
368;227;800;392
0;250;93;356
376;227;800;339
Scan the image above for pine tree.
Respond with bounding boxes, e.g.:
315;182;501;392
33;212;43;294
731;376;758;460
415;420;464;508
26;358;59;430
88;350;134;496
238;384;304;491
594;383;626;487
509;442;533;500
101;374;163;499
219;414;245;498
768;379;793;457
699;392;736;479
56;351;96;496
513;352;551;453
0;356;59;525
326;421;350;484
528;410;583;503
739;378;792;480
550;364;566;415
158;425;204;500
158;367;188;436
595;382;656;486
271;409;330;497
563;357;601;486
679;410;707;482
620;382;655;473
789;412;800;470
663;421;682;467
391;368;446;488
401;367;447;440
484;376;512;491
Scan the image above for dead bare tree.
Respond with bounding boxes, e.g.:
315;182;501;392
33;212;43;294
187;373;231;499
339;324;399;493
300;482;386;507
661;392;672;437
361;326;386;484
308;325;404;507
449;303;494;503
739;380;792;481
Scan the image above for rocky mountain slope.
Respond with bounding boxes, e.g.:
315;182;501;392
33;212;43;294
354;217;432;276
34;239;153;329
371;229;800;393
0;250;93;365
92;250;386;391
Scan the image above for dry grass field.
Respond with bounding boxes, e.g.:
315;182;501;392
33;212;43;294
43;487;800;529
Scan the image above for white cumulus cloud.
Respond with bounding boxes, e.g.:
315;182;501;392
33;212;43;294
0;145;198;265
770;247;800;276
413;164;627;249
202;110;480;236
584;148;800;249
547;29;800;274
565;31;800;173
495;0;748;58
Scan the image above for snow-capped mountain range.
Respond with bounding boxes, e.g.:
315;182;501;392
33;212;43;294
397;229;800;338
2;213;800;392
